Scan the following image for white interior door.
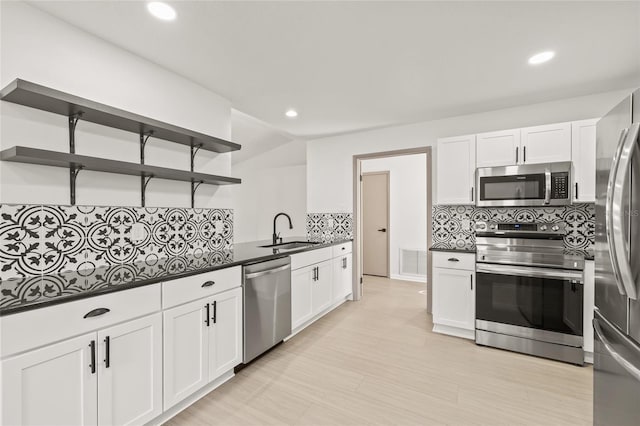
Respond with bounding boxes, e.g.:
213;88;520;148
209;287;243;381
362;172;389;277
1;332;98;426
97;313;162;426
163;298;209;409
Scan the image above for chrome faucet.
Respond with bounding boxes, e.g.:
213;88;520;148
272;212;293;245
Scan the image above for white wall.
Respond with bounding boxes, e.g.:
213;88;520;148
361;154;427;281
232;140;307;243
0;2;233;208
307;88;632;213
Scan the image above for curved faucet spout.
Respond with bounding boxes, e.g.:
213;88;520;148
273;212;293;245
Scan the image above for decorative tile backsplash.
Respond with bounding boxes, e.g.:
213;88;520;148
0;204;233;280
306;213;353;243
432;204;595;250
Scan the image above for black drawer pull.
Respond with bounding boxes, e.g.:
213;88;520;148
213;300;217;324
84;308;110;318
89;340;96;374
205;304;210;327
202;281;215;287
104;336;110;368
447;258;460;262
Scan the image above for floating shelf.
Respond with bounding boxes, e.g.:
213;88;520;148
1;146;242;186
0;79;241;153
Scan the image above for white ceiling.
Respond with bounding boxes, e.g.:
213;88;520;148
28;1;640;140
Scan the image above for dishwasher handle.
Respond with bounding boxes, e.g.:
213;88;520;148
245;264;291;279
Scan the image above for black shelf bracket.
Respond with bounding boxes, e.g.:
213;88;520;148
139;131;154;164
191;180;204;208
68;113;83;153
190;143;203;172
141;174;154;207
69;165;84;205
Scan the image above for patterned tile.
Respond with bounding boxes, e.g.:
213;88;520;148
306;213;354;243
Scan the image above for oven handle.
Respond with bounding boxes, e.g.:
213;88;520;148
476;263;583;282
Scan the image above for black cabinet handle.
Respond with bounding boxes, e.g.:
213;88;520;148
447;258;460;262
377;228;387;232
341;247;346;250
205;304;210;327
84;308;110;318
213;300;217;324
104;336;110;368
575;182;579;200
89;340;96;374
342;257;347;269
317;266;320;281
523;146;527;163
470;274;473;290
202;281;215;288
471;187;474;202
516;146;519;163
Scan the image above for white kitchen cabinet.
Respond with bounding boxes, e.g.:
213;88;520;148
163;298;209;409
312;260;333;314
572;119;598;203
333;254;353;302
1;333;98;426
476;129;521;168
432;252;476;340
208;287;243;381
163;286;242;410
584;260;595;360
436;135;476;205
97;313;162;426
521;122;572;164
291;266;315;329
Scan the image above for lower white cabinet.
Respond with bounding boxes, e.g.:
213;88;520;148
332;254;353;302
311;260;333;314
1;313;163;426
292;266;315;329
432;252;476;339
163;287;242;410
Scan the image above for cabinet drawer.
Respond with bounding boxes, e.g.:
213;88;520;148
291;247;333;270
0;284;161;358
432;252;475;271
162;266;241;309
332;242;353;258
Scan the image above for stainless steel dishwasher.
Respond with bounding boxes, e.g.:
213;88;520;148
242;256;292;363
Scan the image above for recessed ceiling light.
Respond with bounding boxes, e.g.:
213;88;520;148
528;51;555;65
147;2;176;21
285;109;298;118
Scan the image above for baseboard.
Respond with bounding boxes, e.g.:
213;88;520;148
432;323;475;340
390;274;427;283
146;369;235;426
285;296;351;341
584;351;593;364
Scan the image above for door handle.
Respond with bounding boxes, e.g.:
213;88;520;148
593;316;640;382
575;182;579;200
544;170;551;204
342;257;347;269
212;300;217;324
447;258;460;262
89;340;96;374
470;274;473;290
84;308;110;318
201;281;215;287
377;228;387;232
523;146;527;163
244;264;291;279
516;146;519;164
316;266;320;281
471;187;474;202
104;336;110;368
205;303;210;327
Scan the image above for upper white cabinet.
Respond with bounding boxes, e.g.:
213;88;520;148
520;122;572;164
476;129;521;168
436;135;476;205
571;119;598;203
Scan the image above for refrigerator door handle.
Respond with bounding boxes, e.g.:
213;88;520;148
606;127;632;297
611;122;640;300
594;316;640;382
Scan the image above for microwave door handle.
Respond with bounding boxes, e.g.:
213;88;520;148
544;170;551;204
606;127;632;297
611;122;640;300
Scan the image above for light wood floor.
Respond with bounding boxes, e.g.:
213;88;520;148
165;276;593;426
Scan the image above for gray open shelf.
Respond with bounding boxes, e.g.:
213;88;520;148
0;79;241;153
1;146;241;186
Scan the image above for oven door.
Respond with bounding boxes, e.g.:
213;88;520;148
477;172;547;207
475;263;584;338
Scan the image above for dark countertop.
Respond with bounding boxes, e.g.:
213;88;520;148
0;237;351;317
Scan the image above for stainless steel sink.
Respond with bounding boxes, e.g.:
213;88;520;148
259;241;319;250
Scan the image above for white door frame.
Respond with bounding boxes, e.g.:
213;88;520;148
352;147;433;311
361;171;390;278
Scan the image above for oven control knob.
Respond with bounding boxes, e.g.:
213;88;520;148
539;225;547;231
489;224;497;230
551;225;559;232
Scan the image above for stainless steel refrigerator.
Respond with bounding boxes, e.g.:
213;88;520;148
594;89;640;426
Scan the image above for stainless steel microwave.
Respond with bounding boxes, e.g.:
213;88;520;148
476;162;572;207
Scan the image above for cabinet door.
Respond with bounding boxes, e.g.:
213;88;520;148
476;129;520;168
312;260;334;314
97;313;162;426
584;260;595;355
292;267;314;329
572;119;598;203
332;256;353;302
163;298;209;409
432;267;475;331
436;135;476;205
521;122;571;164
1;333;98;426
208;287;243;381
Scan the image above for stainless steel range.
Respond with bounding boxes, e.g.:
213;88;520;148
474;221;585;365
